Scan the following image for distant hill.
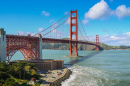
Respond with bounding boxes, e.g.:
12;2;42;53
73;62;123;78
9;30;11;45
42;38;98;50
99;43;130;50
42;39;130;50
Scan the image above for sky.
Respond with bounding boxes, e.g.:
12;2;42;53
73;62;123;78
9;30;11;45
0;0;130;46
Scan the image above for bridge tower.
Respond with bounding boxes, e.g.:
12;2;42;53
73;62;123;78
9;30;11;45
96;35;99;51
70;10;78;57
0;28;6;62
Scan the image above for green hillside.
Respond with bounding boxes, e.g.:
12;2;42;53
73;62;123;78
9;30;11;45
42;39;130;50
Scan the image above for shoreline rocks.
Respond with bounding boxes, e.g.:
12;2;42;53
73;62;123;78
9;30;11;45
49;68;72;86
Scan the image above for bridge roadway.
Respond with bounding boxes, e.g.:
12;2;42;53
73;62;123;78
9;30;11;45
6;35;99;47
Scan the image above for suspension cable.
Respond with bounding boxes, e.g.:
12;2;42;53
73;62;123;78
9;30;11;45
32;12;70;37
43;17;69;37
77;13;90;41
78;26;88;41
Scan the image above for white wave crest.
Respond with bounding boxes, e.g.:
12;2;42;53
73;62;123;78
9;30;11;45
61;65;109;86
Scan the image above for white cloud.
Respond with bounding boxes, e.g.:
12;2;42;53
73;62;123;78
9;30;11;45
83;0;130;23
31;33;36;36
42;11;50;16
85;0;112;20
38;28;43;32
52;29;57;33
17;31;39;36
52;21;58;27
17;31;24;35
87;32;130;46
64;11;69;15
66;17;70;24
126;32;130;34
26;32;31;36
82;19;89;24
66;17;76;24
110;36;121;40
50;19;54;23
116;5;130;18
26;32;31;34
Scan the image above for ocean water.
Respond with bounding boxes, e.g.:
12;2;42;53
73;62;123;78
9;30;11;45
12;50;130;86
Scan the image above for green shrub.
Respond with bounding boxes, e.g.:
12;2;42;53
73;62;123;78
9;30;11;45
2;78;16;86
0;72;9;80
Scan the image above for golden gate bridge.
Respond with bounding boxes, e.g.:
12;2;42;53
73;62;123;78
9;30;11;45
0;10;100;63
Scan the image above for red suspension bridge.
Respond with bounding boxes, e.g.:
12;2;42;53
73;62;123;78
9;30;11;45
0;10;100;62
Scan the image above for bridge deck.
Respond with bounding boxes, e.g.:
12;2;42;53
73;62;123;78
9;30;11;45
6;35;99;46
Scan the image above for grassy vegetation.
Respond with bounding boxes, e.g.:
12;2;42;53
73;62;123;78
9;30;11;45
0;61;42;86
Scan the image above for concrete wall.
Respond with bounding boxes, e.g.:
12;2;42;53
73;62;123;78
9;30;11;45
0;28;6;62
32;60;64;70
38;34;42;59
34;61;57;70
10;60;64;70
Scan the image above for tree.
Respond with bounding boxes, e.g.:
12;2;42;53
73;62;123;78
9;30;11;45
2;78;16;86
0;72;9;80
0;61;8;72
13;61;26;79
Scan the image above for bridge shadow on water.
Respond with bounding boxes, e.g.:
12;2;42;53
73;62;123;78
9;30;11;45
64;51;103;68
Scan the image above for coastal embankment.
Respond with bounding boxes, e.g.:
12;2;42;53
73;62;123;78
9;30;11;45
49;68;72;86
40;68;72;86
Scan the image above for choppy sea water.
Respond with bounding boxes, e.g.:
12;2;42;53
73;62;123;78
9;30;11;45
12;50;130;86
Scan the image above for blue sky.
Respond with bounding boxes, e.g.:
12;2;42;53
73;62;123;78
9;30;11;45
0;0;130;45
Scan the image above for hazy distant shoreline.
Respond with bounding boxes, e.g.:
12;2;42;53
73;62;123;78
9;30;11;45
42;49;130;50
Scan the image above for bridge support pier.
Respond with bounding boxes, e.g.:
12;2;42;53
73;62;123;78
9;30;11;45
96;35;99;51
69;10;78;57
39;34;42;59
0;28;6;62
